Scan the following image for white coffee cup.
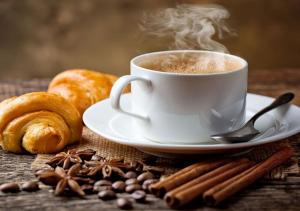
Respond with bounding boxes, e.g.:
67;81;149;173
110;50;248;144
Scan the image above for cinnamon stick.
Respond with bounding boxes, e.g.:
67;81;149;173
203;164;257;205
149;158;231;197
202;147;294;206
165;158;254;208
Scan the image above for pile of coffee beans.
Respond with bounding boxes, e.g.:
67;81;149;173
94;172;158;209
82;162;159;209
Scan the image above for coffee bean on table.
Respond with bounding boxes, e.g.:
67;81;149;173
125;178;138;185
98;190;116;200
0;182;20;193
21;181;39;192
93;180;112;192
125;171;137;179
142;179;158;191
137;172;154;183
125;184;142;193
117;198;133;209
131;190;146;202
112;181;126;192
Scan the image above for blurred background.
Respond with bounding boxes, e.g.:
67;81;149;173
0;0;299;79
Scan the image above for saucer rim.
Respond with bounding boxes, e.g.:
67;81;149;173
83;93;300;150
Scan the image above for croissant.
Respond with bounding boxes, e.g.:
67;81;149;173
48;69;122;116
0;92;82;154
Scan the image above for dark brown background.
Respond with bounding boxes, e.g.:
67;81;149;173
0;0;300;79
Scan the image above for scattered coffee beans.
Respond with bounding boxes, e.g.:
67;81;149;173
117;198;133;209
2;149;165;210
21;181;39;192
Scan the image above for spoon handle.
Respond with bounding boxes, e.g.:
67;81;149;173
248;92;294;124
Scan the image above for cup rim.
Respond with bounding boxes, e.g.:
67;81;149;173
131;50;248;76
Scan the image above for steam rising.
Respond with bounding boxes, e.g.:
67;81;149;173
140;4;234;53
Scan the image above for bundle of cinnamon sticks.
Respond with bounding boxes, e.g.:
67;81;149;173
149;147;294;208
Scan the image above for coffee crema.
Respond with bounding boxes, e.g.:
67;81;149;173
139;53;243;74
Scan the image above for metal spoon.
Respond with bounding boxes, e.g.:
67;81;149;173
211;92;295;143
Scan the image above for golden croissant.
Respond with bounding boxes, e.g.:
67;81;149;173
48;69;126;116
0;92;82;154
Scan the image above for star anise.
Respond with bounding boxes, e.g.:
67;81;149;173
84;158;130;179
102;165;127;179
37;164;89;197
46;149;95;169
54;165;85;197
75;149;96;161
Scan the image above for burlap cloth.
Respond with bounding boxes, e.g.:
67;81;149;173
0;80;298;180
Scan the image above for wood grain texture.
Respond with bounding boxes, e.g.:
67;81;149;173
0;69;300;210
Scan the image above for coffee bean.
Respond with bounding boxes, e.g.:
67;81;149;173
125;171;137;179
21;181;39;192
125;184;142;193
81;184;94;194
125;178;138;185
142;179;158;191
38;171;61;186
0;182;20;193
98;190;116;200
93;185;112;192
131;190;146;202
94;180;112;186
117;198;133;209
112;181;125;192
137;172;154;183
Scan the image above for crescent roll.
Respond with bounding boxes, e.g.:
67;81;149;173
0;92;82;154
48;69;125;116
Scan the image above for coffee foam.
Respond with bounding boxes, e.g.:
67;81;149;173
139;53;243;74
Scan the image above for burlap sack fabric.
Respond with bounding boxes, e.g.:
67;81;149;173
0;79;298;179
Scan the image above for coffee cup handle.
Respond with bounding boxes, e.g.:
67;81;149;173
110;75;151;121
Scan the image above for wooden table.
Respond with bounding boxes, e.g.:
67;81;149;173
0;69;300;210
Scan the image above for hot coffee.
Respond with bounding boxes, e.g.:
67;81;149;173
111;50;247;144
139;52;242;74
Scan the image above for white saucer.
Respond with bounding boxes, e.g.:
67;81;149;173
83;93;300;157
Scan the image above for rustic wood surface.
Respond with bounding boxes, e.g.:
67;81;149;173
0;69;300;210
